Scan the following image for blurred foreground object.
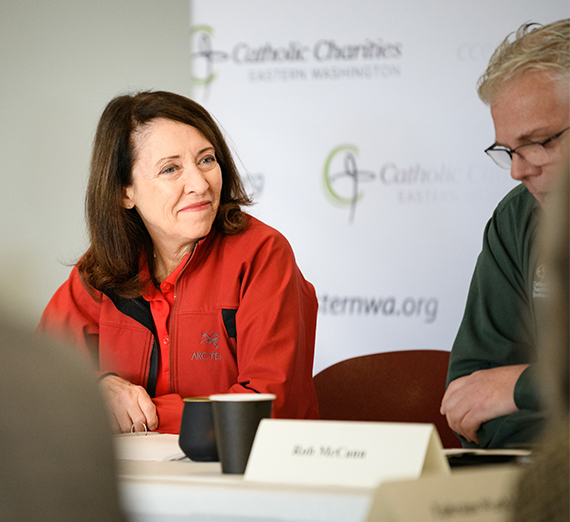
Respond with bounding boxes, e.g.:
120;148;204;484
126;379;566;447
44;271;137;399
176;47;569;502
512;162;569;521
0;319;126;521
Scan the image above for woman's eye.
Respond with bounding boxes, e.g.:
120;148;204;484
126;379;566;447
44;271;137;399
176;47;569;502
201;156;216;165
162;166;177;175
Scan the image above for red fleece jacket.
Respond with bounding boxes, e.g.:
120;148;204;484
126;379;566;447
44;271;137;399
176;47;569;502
38;215;319;433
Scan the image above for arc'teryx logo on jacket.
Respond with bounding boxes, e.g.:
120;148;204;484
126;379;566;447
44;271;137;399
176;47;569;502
192;330;221;360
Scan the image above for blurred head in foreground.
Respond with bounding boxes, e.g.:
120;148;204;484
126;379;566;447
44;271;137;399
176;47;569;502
512;160;569;521
0;318;125;521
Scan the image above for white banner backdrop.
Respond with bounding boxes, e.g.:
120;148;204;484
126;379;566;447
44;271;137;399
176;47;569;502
189;0;568;374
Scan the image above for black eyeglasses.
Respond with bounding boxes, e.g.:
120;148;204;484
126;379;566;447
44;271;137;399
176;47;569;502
484;126;570;169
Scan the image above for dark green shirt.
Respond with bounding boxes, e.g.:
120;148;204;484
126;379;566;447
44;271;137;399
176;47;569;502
447;184;546;448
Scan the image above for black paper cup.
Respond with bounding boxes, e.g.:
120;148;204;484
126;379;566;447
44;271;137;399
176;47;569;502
178;397;219;462
210;393;276;474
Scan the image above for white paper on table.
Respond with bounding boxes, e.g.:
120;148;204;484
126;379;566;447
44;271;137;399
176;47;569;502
443;448;531;457
113;433;186;461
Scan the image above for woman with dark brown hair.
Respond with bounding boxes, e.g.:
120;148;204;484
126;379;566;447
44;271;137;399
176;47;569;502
39;91;319;434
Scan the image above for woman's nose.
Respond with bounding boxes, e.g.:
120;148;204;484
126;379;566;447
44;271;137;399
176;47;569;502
182;167;209;194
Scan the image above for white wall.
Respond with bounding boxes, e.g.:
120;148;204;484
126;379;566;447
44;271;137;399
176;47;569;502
0;0;192;327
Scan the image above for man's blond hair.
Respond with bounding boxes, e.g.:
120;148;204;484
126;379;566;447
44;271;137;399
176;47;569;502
477;19;570;105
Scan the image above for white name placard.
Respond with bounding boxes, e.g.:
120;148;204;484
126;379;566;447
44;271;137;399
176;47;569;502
244;419;450;488
367;465;521;522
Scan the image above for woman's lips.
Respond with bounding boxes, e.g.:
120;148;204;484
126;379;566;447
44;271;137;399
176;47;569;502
179;201;211;212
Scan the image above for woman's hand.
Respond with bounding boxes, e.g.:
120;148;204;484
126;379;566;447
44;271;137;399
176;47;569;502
100;374;159;433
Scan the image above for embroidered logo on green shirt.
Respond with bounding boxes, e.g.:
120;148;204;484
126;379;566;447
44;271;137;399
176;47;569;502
532;264;548;299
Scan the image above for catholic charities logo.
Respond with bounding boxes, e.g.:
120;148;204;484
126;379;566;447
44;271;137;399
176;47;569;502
191;25;229;97
190;24;402;96
323;144;375;224
323;144;460;222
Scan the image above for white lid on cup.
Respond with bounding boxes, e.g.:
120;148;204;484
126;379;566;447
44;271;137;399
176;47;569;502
209;393;276;402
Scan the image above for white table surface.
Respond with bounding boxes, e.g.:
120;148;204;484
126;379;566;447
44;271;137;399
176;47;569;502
114;434;526;521
117;459;374;522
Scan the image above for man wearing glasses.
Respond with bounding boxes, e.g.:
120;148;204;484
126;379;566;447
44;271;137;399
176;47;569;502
440;19;569;448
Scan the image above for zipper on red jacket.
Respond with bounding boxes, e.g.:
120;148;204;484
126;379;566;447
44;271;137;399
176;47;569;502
144;334;154;391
